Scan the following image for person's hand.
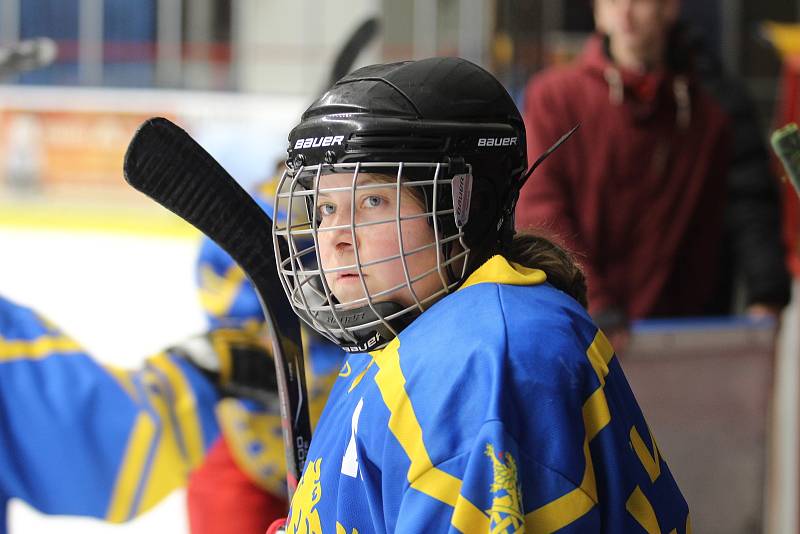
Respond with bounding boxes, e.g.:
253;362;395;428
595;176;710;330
266;518;287;534
746;303;783;332
168;326;279;406
746;303;782;321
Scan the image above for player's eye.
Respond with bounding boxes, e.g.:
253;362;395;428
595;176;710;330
361;195;384;209
316;202;336;219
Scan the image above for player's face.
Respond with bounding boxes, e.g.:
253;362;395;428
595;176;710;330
594;0;678;57
314;172;442;309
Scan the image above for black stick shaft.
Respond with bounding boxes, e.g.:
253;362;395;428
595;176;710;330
123;117;310;495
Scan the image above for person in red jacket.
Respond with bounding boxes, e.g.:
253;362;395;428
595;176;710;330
517;0;790;348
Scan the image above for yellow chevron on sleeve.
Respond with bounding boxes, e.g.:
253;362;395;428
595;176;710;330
450;493;491;533
582;330;614;444
525;484;596;534
147;353;205;470
198;263;248;318
524;439;597;533
626;486;662;534
630;425;661;483
105;413;157;523
0;333;83;361
522;332;615;532
583;387;611;442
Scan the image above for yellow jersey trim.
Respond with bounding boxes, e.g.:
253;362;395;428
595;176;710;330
147;354;205;470
370;279;616;533
105;413;157;523
371;337;489;531
0;333;83;361
524;330;613;532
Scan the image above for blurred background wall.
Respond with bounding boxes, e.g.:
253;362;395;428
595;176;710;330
1;1;800;533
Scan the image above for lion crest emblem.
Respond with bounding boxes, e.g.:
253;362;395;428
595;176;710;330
287;457;324;534
485;444;523;533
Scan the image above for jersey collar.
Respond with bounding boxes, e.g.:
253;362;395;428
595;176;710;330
459;255;546;291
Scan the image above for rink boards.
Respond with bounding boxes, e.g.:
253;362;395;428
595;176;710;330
625;318;778;534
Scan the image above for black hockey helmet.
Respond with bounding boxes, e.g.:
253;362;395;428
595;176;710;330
286;56;527;253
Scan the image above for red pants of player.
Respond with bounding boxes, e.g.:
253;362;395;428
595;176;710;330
187;435;288;534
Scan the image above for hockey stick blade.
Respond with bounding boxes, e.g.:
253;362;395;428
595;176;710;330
123;117;311;494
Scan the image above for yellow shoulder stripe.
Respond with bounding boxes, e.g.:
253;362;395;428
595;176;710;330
372;338;463;504
0;333;83;361
525;440;597;533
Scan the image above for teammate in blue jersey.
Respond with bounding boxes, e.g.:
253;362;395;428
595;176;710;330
0;293;219;530
0;292;307;534
268;57;690;533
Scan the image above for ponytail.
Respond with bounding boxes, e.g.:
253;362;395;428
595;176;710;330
505;232;588;308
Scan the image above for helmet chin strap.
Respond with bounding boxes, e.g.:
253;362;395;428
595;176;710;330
498;123;581;248
311;300;415;353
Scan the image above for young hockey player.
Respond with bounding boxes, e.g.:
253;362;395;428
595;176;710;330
270;57;689;533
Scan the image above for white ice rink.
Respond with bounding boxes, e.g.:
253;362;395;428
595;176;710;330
0;226;207;533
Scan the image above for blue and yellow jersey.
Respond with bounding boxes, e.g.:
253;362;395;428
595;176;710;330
0;292;341;534
287;256;689;533
0;294;220;533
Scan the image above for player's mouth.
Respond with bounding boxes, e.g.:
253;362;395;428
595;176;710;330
337;272;363;282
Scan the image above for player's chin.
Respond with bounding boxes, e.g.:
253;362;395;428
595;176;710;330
332;287;368;310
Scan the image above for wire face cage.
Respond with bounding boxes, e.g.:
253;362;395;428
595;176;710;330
273;161;472;352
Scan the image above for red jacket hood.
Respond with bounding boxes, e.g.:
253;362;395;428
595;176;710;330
579;34;691;126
